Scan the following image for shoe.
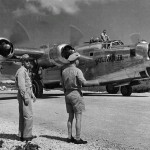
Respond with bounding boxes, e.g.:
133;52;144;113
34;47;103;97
20;137;25;142
26;135;37;141
67;136;75;143
20;135;37;142
74;138;87;144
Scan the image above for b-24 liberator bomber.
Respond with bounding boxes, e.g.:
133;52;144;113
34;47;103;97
0;24;150;97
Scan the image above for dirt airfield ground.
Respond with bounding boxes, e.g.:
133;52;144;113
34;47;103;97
0;90;150;150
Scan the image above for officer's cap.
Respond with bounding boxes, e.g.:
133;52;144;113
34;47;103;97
68;52;80;62
20;54;30;61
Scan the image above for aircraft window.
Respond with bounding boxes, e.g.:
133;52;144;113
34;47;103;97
130;49;136;57
90;52;93;56
111;40;124;46
102;43;110;49
119;41;124;45
112;41;119;46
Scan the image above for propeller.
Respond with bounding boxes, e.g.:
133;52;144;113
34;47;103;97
0;21;30;59
70;25;83;47
9;21;30;45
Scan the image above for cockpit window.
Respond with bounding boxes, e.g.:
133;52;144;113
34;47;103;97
112;40;124;46
90;52;93;56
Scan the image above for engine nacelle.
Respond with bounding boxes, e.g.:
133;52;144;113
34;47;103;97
37;44;74;68
0;38;14;58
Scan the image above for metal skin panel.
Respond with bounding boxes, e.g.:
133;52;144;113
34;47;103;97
76;42;149;84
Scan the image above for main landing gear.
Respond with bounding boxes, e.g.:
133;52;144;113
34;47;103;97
120;85;132;96
106;84;132;96
32;79;43;98
106;84;119;94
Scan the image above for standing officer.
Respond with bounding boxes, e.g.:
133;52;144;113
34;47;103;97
15;54;37;142
61;51;100;144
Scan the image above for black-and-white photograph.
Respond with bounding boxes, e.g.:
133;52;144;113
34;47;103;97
0;0;150;149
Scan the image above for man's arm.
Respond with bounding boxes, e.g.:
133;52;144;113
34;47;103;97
82;80;99;87
17;71;30;105
60;69;66;93
77;69;99;87
31;88;36;102
107;35;110;41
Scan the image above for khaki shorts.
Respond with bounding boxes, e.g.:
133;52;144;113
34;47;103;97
65;90;85;114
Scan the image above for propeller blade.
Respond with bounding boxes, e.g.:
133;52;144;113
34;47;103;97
9;21;30;45
70;25;83;47
130;33;141;45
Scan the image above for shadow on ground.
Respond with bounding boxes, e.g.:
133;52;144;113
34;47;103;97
0;92;148;101
83;92;148;97
0;96;17;100
40;135;67;142
40;93;64;99
0;133;19;141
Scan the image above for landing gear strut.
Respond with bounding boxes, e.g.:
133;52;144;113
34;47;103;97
121;85;132;96
106;84;119;94
32;79;43;98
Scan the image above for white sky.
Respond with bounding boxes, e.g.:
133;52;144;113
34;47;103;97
0;0;150;47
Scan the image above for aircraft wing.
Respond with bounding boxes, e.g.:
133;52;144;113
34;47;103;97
14;47;44;59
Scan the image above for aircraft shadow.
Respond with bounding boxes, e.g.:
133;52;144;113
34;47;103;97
40;135;67;142
0;92;147;101
0;93;63;100
0;133;19;141
0;96;17;101
41;93;64;99
83;92;148;97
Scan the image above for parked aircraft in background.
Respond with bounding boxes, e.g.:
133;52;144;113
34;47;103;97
0;23;150;97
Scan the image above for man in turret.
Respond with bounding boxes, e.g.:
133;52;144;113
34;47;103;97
100;30;110;48
100;29;110;42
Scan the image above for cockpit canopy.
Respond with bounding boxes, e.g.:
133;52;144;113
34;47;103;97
85;37;124;49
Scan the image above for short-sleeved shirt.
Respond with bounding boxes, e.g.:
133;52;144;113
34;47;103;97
61;64;86;113
61;64;86;94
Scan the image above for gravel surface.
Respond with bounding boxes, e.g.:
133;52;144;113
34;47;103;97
1;90;149;150
0;118;119;150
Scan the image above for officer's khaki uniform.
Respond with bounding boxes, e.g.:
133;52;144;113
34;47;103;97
15;66;33;138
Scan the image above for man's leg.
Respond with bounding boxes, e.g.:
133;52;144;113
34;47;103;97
75;113;82;140
23;98;33;139
74;113;87;144
17;94;24;139
67;113;74;139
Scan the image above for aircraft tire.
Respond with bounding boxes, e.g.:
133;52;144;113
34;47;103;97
32;79;43;98
106;84;119;94
121;85;132;96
